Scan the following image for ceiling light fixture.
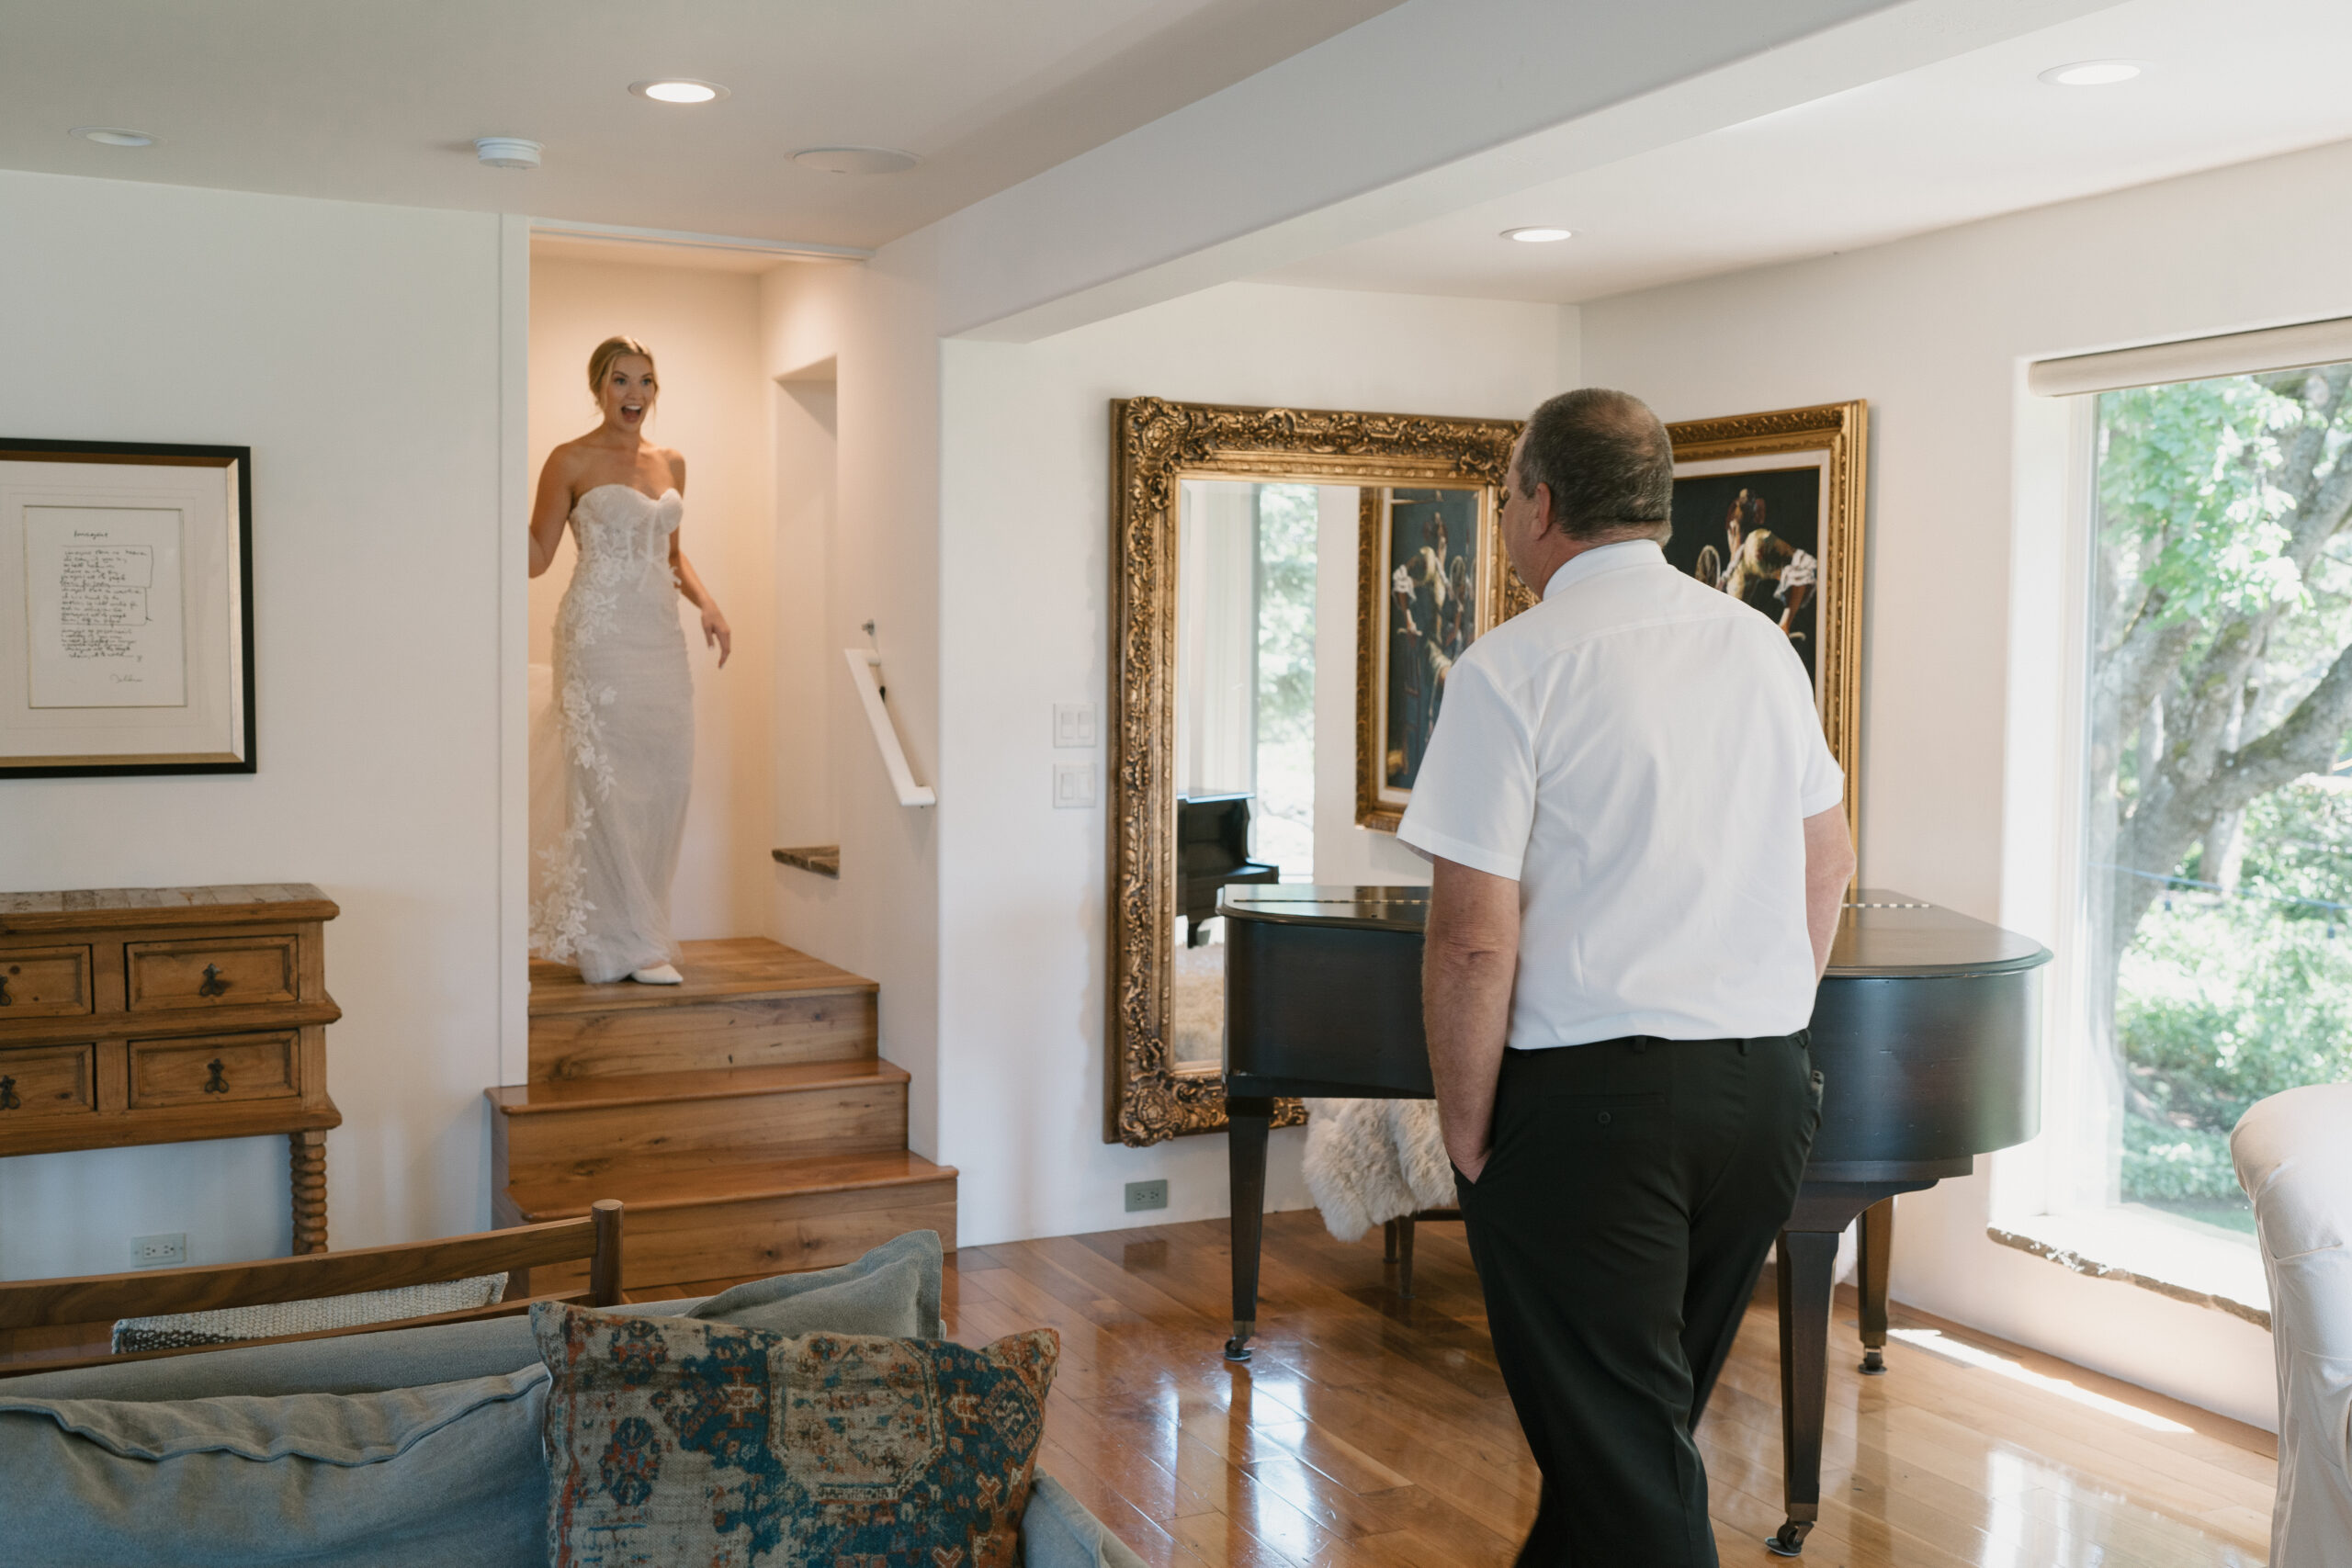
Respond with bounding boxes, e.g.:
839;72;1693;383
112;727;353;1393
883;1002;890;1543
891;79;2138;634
474;137;543;170
2039;59;2143;86
629;79;729;104
793;146;920;175
1502;226;1574;243
72;126;156;148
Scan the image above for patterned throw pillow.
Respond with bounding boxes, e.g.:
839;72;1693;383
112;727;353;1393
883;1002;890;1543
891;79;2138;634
532;1302;1057;1568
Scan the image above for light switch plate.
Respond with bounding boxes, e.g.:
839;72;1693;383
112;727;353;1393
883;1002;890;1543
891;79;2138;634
1053;761;1097;808
1053;703;1097;748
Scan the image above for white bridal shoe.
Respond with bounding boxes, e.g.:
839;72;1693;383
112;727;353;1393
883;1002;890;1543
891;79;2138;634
628;963;684;985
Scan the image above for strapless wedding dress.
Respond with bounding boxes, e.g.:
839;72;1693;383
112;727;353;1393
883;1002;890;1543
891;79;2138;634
528;484;694;982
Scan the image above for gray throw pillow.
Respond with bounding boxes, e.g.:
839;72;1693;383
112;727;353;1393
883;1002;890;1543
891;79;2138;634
0;1369;550;1568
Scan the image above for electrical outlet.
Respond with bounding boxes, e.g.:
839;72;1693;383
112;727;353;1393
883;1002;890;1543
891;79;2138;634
132;1233;187;1269
1124;1179;1168;1213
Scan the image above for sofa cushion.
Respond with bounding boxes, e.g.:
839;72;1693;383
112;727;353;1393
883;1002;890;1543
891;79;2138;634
1022;1474;1152;1568
0;1369;549;1567
5;1228;944;1403
536;1301;1057;1568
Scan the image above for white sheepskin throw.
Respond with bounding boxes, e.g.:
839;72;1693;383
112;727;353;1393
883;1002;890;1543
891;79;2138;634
1303;1098;1456;1242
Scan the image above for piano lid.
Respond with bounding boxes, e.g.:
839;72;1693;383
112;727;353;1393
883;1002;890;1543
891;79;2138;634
1222;884;2051;977
1828;890;2050;977
1220;884;1430;933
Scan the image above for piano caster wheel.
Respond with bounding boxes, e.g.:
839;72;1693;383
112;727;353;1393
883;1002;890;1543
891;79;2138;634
1223;1337;1252;1362
1767;1519;1813;1557
1860;1348;1886;1375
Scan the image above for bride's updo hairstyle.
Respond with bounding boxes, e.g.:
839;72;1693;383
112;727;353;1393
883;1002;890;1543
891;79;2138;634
587;335;657;400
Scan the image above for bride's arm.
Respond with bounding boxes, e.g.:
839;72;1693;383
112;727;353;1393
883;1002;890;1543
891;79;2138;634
526;448;577;578
663;455;731;667
671;536;731;668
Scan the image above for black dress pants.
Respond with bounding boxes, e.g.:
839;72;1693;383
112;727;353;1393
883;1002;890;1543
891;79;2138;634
1453;1033;1821;1568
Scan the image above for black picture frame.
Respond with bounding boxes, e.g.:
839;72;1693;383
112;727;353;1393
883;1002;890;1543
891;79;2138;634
0;437;256;779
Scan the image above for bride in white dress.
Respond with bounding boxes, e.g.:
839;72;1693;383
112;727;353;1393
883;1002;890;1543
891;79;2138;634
526;336;731;985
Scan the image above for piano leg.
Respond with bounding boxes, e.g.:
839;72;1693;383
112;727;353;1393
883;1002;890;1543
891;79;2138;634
1396;1213;1416;1297
1771;1225;1840;1557
1225;1097;1273;1361
1857;1198;1894;1374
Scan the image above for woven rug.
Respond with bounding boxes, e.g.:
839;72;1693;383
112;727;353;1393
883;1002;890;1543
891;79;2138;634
111;1272;509;1353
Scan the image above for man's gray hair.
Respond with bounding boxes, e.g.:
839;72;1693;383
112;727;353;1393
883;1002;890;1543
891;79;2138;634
1514;388;1675;542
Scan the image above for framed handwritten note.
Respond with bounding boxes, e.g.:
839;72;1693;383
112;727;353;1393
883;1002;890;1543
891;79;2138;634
1;440;253;776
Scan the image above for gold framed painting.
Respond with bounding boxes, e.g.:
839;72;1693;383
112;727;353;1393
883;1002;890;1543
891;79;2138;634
1663;400;1867;848
0;439;256;778
1352;486;1533;831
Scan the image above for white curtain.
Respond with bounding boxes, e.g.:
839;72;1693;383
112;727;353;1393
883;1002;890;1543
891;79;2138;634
1175;480;1256;799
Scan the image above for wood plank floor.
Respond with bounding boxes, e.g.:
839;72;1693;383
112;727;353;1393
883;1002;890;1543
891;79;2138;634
942;1211;2275;1568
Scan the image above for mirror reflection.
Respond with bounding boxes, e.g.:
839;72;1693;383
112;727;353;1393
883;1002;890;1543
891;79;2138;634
1170;479;1340;1072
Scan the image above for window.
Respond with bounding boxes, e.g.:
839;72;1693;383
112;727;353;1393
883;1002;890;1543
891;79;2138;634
2078;361;2352;1242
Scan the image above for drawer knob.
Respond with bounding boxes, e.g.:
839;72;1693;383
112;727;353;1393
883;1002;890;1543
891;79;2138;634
203;1058;229;1094
198;964;230;998
0;1076;17;1111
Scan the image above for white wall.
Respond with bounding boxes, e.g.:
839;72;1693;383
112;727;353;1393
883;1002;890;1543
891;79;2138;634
1578;137;2352;1429
0;171;506;1276
757;251;944;1162
936;283;1570;1245
526;256;773;947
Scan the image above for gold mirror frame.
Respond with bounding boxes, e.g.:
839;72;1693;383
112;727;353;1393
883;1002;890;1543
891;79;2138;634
1107;397;1523;1146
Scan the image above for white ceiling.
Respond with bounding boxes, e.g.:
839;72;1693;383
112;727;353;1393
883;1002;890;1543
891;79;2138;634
0;0;1402;251
1257;0;2352;304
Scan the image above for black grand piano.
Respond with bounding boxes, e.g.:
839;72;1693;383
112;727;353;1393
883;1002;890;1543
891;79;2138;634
1218;884;2049;1557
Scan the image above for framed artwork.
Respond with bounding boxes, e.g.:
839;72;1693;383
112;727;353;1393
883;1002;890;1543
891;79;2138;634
1662;400;1867;847
0;438;255;777
1353;485;1531;832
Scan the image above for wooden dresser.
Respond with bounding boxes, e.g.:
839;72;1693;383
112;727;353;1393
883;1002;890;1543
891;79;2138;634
0;886;342;1254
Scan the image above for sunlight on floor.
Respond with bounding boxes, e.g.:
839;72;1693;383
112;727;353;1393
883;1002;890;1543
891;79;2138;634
1890;1328;2191;1433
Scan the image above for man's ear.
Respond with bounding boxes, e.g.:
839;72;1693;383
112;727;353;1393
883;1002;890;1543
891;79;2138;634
1534;482;1557;536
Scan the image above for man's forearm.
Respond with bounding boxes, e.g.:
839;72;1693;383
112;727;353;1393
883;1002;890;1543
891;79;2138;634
1425;941;1515;1174
1422;857;1521;1179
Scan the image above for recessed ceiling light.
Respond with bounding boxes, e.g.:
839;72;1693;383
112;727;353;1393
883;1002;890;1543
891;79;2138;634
474;137;542;170
793;146;920;175
1502;226;1574;243
72;126;156;148
2039;60;2143;86
629;79;728;104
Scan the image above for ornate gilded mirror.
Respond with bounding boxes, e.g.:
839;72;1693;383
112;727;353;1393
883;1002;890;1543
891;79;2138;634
1106;398;1530;1145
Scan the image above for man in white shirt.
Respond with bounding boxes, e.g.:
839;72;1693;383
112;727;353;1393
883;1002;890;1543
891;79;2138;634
1397;388;1854;1566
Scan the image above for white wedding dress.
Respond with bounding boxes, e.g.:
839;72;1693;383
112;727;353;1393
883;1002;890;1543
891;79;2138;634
528;485;694;983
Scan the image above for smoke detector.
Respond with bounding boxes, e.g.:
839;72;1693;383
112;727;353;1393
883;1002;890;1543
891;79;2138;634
474;137;542;170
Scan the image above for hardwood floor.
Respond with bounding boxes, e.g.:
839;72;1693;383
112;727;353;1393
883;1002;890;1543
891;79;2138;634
941;1210;2275;1568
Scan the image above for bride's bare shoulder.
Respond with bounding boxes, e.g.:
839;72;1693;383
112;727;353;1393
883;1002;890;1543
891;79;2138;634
659;446;687;492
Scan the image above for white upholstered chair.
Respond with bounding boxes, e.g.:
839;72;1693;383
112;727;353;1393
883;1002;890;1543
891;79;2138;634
2234;1083;2352;1568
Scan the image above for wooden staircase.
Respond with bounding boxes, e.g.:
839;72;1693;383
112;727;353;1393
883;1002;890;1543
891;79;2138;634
490;938;956;1295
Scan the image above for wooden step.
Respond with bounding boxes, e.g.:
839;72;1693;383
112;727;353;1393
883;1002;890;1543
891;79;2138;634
489;1060;909;1188
497;1149;957;1294
528;938;876;1082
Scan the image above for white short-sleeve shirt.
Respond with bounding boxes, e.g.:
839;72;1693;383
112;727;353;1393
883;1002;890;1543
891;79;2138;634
1396;539;1842;1048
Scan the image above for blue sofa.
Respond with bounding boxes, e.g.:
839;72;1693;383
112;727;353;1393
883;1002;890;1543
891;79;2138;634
0;1232;1141;1568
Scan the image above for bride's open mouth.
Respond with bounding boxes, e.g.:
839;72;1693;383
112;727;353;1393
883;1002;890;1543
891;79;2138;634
621;403;643;421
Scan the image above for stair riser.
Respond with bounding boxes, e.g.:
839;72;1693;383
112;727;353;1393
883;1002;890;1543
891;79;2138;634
526;1179;959;1295
529;992;876;1082
497;1082;906;1187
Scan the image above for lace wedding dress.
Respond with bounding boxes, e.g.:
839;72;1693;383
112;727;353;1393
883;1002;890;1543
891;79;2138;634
528;484;694;982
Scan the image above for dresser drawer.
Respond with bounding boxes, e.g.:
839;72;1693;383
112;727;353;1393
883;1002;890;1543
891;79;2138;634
129;1032;300;1109
0;945;93;1017
0;1044;97;1121
126;936;300;1012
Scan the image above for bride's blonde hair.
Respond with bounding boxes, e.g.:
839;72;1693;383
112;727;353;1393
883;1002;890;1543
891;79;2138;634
587;335;657;400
